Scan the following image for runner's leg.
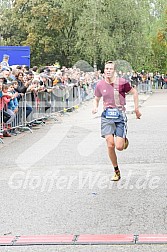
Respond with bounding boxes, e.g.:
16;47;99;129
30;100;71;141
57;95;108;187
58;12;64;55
105;135;118;167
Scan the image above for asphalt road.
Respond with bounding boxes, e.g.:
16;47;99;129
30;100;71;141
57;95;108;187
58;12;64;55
0;90;167;252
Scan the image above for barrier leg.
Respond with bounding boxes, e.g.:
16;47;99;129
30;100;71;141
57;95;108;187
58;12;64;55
19;98;33;133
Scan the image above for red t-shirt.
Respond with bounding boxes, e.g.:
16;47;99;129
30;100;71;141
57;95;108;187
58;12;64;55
95;77;132;109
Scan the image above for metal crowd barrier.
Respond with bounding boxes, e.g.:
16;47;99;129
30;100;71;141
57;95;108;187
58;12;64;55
0;97;4;143
137;81;152;94
0;83;94;143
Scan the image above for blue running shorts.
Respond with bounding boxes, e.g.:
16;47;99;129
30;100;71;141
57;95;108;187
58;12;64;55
101;109;127;138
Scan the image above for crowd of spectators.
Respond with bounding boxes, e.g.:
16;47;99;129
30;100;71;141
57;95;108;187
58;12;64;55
0;54;167;140
118;70;167;90
0;55;102;139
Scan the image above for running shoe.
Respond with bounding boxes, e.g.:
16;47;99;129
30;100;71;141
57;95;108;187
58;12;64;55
111;170;121;181
124;138;129;150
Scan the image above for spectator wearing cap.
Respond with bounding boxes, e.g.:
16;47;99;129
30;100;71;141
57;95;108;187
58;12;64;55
1;54;10;68
1;67;12;84
40;73;50;86
25;70;34;82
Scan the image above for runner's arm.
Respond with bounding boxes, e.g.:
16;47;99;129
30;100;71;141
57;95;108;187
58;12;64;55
129;87;142;119
92;96;101;114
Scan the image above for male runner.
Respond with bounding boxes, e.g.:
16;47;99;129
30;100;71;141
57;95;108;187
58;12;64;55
92;61;141;181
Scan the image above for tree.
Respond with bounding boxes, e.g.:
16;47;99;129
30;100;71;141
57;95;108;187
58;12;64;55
151;8;167;72
0;0;166;71
0;0;13;8
76;0;153;70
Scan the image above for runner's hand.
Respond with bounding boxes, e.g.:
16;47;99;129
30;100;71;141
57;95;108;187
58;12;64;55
92;108;98;114
135;109;141;119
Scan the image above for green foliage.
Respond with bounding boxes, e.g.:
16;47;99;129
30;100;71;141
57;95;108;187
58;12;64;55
0;0;166;72
151;7;167;72
74;60;94;72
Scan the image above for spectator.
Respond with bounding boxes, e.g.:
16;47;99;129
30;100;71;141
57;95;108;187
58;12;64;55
153;72;160;89
16;65;22;70
25;70;34;81
15;71;27;94
131;72;138;87
21;65;29;73
1;68;12;84
0;73;5;86
15;71;32;119
32;66;38;75
0;84;12;137
1;54;10;68
6;82;19;125
39;73;52;112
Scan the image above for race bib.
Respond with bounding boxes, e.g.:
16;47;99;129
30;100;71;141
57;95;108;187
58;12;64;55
105;108;120;119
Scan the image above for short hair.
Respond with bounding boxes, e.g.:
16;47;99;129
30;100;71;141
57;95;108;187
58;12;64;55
22;65;29;71
32;66;38;72
106;61;114;64
2;84;8;90
16;65;22;70
105;61;116;69
11;80;18;85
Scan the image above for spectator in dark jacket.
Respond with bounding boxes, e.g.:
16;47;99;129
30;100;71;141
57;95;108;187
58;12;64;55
15;71;32;118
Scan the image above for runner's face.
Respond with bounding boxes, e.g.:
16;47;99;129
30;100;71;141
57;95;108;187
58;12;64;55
104;63;115;78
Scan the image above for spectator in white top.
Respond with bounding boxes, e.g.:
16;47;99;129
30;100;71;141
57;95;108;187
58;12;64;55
1;54;10;68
